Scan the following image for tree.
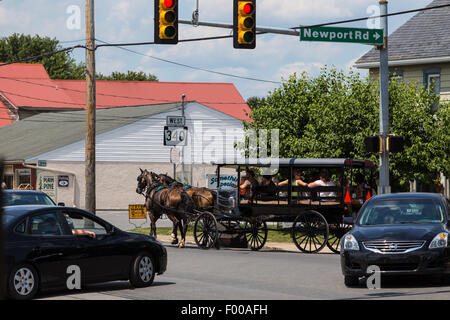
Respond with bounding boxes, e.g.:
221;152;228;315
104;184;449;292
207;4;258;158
0;34;159;82
96;70;158;81
0;33;85;79
244;67;448;191
246;96;266;110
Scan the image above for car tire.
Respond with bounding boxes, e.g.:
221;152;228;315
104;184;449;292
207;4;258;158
344;275;359;287
129;252;156;288
7;264;39;300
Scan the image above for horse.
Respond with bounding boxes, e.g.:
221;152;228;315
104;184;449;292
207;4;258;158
136;168;193;248
157;173;216;210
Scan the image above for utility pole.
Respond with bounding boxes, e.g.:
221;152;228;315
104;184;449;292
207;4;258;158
378;0;390;194
85;0;96;213
181;94;185;184
0;160;4;300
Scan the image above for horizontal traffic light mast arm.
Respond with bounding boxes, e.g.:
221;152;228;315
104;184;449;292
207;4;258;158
178;19;300;36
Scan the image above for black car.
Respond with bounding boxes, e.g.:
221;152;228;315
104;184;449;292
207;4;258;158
3;190;58;206
341;193;450;287
1;205;167;299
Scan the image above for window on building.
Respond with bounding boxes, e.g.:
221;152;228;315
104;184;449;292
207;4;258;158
389;70;403;83
16;169;31;190
424;68;441;96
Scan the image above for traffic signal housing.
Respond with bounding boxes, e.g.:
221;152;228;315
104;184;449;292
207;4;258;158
233;0;256;49
364;135;404;154
154;0;178;44
364;136;382;153
387;135;404;154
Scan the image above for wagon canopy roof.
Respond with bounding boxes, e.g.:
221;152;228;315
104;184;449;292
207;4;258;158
212;158;372;168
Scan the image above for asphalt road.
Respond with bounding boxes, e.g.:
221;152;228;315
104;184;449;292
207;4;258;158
39;243;450;301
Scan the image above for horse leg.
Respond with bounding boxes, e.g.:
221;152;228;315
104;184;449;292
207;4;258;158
149;213;157;239
179;217;189;248
168;215;179;245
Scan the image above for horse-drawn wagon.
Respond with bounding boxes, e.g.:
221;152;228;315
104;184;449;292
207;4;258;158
136;157;375;253
192;158;375;253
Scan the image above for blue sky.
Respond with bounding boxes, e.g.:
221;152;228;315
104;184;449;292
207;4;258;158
0;0;432;100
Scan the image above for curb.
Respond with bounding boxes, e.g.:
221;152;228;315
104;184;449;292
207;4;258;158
155;234;336;254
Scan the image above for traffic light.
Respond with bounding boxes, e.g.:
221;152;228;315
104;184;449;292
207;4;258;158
233;0;256;49
364;136;382;153
154;0;178;44
387;135;404;154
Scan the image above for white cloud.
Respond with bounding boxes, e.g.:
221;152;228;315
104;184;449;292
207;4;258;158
275;62;325;81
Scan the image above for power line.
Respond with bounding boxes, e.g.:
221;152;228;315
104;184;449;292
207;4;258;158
0;44;87;67
291;3;450;30
95;38;281;85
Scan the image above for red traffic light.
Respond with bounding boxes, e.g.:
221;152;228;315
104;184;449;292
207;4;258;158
164;0;174;9
243;3;253;14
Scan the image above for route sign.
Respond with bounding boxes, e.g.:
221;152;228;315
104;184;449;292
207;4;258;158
166;115;185;127
164;126;188;146
300;26;384;45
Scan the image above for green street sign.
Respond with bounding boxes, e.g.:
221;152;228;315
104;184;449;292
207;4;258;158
300;26;384;45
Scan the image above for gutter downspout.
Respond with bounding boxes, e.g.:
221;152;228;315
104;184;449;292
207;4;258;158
22;163;77;207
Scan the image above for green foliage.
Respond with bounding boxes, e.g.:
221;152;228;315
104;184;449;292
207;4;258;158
246;96;266;110
96;70;158;81
245;67;449;190
0;33;85;79
0;34;158;82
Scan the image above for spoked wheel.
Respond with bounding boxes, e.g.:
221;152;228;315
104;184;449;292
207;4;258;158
194;212;218;249
292;211;329;253
326;223;352;254
244;220;268;251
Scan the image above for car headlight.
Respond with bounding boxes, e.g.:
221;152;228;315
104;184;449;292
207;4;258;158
429;233;448;249
343;234;360;251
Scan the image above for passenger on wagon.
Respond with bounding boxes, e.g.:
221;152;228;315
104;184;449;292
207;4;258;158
276;170;308;198
307;170;336;199
258;175;277;198
240;170;259;200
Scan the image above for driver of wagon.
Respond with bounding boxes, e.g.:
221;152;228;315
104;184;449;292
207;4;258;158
240;170;259;199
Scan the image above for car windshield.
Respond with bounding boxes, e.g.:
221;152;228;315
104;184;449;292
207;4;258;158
4;192;56;206
358;198;445;226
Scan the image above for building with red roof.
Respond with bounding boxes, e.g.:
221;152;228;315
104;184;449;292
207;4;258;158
0;63;251;126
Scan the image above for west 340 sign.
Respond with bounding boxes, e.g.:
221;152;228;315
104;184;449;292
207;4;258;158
164;126;188;146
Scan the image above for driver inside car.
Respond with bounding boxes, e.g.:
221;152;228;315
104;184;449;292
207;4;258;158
64;213;96;238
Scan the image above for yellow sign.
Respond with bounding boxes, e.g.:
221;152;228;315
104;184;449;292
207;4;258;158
129;204;147;219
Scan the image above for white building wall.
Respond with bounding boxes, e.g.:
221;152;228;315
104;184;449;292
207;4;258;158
30;102;246;164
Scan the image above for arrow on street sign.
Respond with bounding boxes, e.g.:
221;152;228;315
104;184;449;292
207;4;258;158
300;26;384;45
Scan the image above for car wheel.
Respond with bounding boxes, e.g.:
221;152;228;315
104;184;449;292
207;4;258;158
129;252;156;288
344;275;359;287
8;264;39;300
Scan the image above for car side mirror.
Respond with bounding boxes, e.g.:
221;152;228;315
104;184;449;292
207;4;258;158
343;217;354;225
57;202;65;206
107;226;116;235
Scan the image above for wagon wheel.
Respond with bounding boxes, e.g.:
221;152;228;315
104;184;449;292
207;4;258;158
244;220;268;251
326;223;352;254
193;212;218;250
291;211;329;253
